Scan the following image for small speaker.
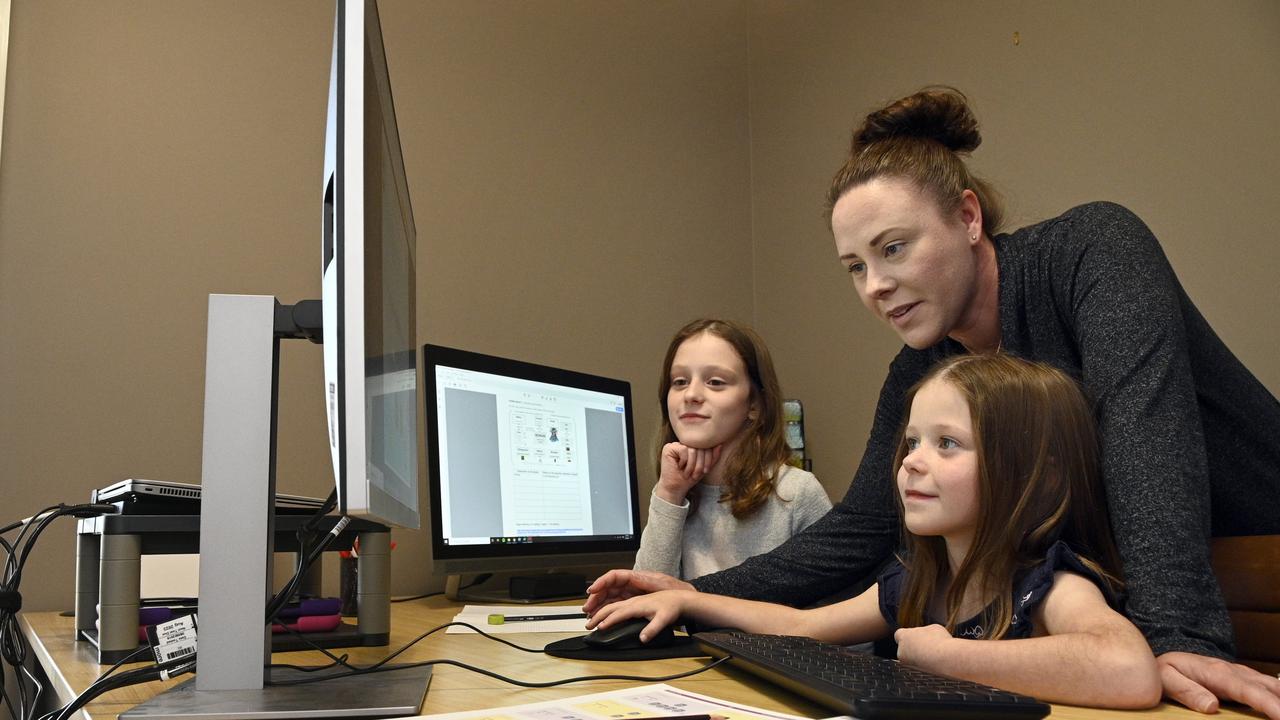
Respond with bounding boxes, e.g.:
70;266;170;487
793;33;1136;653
508;572;587;600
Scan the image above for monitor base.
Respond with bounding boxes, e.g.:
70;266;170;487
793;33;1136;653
444;573;586;604
120;664;432;720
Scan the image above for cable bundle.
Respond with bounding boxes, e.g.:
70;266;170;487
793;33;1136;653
1;503;119;720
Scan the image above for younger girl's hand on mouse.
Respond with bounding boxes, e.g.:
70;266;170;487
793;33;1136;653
655;442;722;505
585;590;688;643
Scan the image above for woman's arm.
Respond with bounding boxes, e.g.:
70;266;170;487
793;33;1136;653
586;584;891;646
1048;203;1229;657
1036;203;1280;716
894;572;1161;709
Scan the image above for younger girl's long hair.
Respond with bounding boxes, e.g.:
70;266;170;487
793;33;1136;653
656;319;791;519
894;354;1124;638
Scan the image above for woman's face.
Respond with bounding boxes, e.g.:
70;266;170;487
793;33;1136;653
831;177;982;350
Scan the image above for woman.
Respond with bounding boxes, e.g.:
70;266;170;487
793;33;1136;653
586;87;1280;717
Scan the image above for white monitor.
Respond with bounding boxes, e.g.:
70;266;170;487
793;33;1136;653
123;3;431;718
322;0;419;529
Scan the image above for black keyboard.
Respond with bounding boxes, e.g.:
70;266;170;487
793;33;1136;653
694;631;1050;720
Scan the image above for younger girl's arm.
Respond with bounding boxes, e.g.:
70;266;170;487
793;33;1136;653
894;572;1162;709
585;583;890;646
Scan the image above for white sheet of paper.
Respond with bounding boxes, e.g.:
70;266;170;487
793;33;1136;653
411;682;835;720
445;604;592;634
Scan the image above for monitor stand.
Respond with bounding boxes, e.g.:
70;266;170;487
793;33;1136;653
123;295;431;720
444;572;587;604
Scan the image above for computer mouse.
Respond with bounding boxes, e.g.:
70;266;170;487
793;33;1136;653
582;617;676;650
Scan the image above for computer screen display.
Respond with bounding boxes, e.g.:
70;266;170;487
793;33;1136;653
423;344;640;568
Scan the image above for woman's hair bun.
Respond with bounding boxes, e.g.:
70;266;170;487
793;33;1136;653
852;86;981;154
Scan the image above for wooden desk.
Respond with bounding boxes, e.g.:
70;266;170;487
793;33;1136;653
19;597;1259;720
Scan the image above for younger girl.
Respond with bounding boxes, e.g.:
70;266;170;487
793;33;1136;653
593;354;1162;709
632;318;831;580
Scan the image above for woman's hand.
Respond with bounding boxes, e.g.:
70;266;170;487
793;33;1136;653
655;442;722;505
1158;651;1280;719
582;569;694;616
893;624;958;674
585;590;692;644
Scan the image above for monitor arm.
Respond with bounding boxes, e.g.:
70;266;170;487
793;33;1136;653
274;299;323;343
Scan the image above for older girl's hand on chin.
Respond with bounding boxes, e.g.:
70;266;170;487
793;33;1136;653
582;569;694;616
654;442;721;506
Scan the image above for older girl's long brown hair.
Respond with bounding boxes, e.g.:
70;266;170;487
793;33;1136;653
894;354;1124;638
656;319;791;519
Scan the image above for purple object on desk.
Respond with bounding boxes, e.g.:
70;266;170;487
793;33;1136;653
277;597;342;619
138;607;175;626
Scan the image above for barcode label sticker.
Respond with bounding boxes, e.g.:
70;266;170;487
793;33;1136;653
146;613;198;666
160;640;196;663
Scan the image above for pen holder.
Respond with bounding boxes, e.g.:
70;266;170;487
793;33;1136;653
339;555;358;616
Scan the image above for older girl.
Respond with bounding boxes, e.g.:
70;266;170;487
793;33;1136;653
632;319;830;580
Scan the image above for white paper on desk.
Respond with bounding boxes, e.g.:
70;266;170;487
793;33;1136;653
412;682;835;720
446;604;591;634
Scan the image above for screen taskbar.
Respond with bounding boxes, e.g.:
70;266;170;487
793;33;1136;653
443;534;634;546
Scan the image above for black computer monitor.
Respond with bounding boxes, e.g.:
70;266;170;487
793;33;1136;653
423;344;641;601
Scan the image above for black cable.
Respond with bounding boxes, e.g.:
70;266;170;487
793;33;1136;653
391;591;442;603
268;653;731;688
264;490;340;624
3;489;328;720
379;621;547;665
2;503;119;720
95;645;156;683
275;621;358;671
392;573;493;603
36;647;157;720
265;619;725;689
266;621;541;679
40;659;194;720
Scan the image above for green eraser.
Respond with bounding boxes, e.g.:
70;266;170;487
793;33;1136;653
487;613;505;625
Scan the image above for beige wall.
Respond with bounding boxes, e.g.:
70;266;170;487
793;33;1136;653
2;0;1277;614
0;0;752;612
748;0;1280;498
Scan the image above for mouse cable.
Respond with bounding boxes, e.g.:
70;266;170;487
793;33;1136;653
266;619;539;681
267;653;731;689
266;620;728;688
392;573;493;603
361;621;547;672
